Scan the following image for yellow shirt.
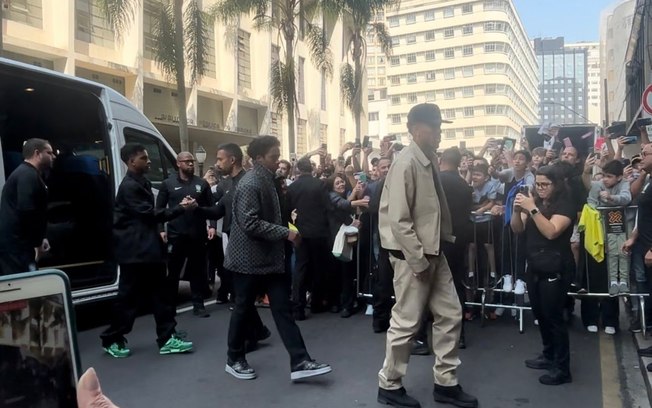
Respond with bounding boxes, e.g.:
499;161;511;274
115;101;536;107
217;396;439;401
578;204;604;263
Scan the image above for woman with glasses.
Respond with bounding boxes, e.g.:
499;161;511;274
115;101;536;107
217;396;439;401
510;165;576;386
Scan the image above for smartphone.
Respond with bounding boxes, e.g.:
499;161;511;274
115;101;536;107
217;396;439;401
0;271;81;408
622;135;638;144
362;136;370;148
563;137;573;148
355;172;368;183
607;121;626;138
518;185;529;197
368;141;373;149
290;153;297;162
321;143;327;149
354;139;361;148
386;134;397;142
636;118;652;128
502;137;516;152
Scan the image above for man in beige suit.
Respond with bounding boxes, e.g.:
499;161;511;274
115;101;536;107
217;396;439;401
376;104;478;408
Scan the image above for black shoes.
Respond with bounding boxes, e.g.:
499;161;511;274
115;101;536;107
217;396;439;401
193;306;210;318
639;346;652;357
377;387;421;408
525;355;553;370
373;319;390;333
290;359;332;381
411;340;430;356
225;358;257;380
433;384;478;408
539;369;572;385
340;308;353;318
459;334;466;350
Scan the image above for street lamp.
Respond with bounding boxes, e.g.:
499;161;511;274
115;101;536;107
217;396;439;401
195;145;207;176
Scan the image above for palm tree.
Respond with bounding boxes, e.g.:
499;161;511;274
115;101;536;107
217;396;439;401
210;0;333;154
97;0;209;152
336;0;395;141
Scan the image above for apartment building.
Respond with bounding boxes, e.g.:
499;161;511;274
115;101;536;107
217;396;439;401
0;0;360;157
565;42;601;125
366;0;539;152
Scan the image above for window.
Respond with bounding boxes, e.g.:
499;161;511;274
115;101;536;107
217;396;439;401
389;16;399;27
425;10;435;21
444;109;456;119
463;45;473;56
425;31;436;41
407;34;416;44
464;107;474;117
270;112;280;137
406;13;416;24
445;130;456;139
124;128;176;187
486;105;497;115
380;88;387;98
444;68;455;79
391;37;400;47
6;0;43;28
463;87;474;97
391;114;401;124
444;28;454;38
463;66;474;77
369;112;380;121
76;0;114;48
378;56;386;64
426;50;436;61
205;23;217;78
297;119;307;155
368;90;375;101
407;53;417;64
390;56;400;66
464;128;475;138
463;25;473;35
462;4;473;13
484;43;496;53
445;90;455;99
238;30;252;89
444;7;454;17
321;72;327;110
486;84;496;94
391;76;401;85
426;92;436;101
445;48;454;59
407;93;418;103
297;56;305;103
391;96;401;105
407;73;417;84
426;71;436;81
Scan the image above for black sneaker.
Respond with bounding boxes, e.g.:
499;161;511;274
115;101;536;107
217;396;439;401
257;325;272;342
378;387;421;408
290;359;332;381
539;369;572;385
433;384;478;408
193;306;210;318
639;346;652;357
411;340;430;356
373;319;390;333
647;363;652;372
525;355;553;370
225;359;257;380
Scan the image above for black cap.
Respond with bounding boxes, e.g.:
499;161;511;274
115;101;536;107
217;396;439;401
407;103;452;128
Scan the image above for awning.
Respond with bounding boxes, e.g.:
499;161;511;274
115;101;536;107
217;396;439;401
153;121;257;155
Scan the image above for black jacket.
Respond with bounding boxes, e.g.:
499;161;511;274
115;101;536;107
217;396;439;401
196;169;246;235
0;162;48;252
113;171;184;264
286;174;330;238
156;173;214;241
327;191;356;243
439;170;473;245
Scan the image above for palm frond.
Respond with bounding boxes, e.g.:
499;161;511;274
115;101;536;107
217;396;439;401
305;23;333;79
95;0;139;40
207;0;269;25
270;59;297;116
153;2;177;82
184;2;209;85
369;21;392;56
340;62;356;111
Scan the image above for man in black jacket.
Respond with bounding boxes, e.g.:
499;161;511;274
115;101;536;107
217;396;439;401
100;143;195;358
224;136;331;381
0;138;55;275
287;158;331;319
157;151;214;317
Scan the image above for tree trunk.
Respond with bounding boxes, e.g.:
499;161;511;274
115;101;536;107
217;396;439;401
285;27;296;154
173;0;189;153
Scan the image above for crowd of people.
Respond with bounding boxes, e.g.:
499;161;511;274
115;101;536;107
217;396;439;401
5;102;652;408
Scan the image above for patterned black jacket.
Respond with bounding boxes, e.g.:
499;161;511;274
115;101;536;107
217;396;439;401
224;164;289;274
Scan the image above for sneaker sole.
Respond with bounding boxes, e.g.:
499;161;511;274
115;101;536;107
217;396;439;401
225;364;257;380
103;348;130;358
290;366;332;381
433;394;478;408
160;347;193;355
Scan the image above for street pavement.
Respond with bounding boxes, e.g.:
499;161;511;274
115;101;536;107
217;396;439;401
74;303;625;408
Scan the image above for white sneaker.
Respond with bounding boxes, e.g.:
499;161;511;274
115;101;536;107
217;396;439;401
495;307;505;317
502;275;513;292
534;319;539;326
514;279;526;295
605;326;616;335
587;325;598;333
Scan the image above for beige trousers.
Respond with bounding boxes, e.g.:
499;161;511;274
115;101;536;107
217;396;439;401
378;254;462;389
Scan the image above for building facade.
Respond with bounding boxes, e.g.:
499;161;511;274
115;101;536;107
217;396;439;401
366;0;539;152
566;42;601;125
0;0;361;158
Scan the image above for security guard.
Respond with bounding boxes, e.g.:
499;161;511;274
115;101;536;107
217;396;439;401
157;151;215;317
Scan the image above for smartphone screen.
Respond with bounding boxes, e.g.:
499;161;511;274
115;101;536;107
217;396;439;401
0;273;79;408
362;136;370;148
563;137;573;148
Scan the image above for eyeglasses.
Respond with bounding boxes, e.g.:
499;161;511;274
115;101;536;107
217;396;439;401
535;182;552;189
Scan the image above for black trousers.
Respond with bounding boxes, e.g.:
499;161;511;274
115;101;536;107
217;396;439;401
527;273;571;376
372;247;394;325
340;256;357;311
0;249;36;276
167;236;209;307
580;250;619;328
207;236;224;285
292;237;331;313
228;272;309;366
100;263;177;348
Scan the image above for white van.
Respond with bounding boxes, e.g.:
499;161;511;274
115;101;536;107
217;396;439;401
0;58;180;304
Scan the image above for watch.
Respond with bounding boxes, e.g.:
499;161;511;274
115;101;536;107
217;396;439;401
530;208;540;216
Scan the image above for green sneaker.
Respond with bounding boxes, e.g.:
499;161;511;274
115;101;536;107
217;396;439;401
103;342;131;358
159;335;193;355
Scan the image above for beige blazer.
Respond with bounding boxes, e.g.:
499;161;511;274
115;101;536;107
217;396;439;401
379;142;454;273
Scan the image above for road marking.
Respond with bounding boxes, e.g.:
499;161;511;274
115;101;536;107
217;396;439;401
600;332;623;408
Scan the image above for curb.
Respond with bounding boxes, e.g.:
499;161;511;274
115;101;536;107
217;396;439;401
633;331;652;407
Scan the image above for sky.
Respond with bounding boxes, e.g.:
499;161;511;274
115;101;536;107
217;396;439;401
513;0;619;43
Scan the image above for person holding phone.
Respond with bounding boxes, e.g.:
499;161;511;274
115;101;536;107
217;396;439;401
0;138;56;276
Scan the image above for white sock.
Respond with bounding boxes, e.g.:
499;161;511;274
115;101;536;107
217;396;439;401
610;281;618;286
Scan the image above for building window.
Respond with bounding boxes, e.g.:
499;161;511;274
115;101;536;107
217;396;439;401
270;112;279;137
76;0;114;48
424;10;435;21
391;37;400;47
486;105;497;115
391;96;401;105
444;28;454;38
407;93;418;103
445;129;456;139
297;56;305;103
6;0;43;28
406;13;416;24
464;107;474;117
238;30;252;89
426;50;436;61
391;76;401;85
463;45;473;56
425;31;435;41
444;68;455;79
407;53;417;64
426;71;436;81
389;16;399;27
321;72;327;110
407;73;417;84
463;66;474;77
484;43;496;53
463;87;474;97
340;129;346;147
426;92;436;102
380;88;387;98
445;48;454;59
407;34;416;44
445;90;455;99
486;84;496;94
464;128;475;138
368;90;375;101
205;24;217;78
462;4;473;13
391;114;401;124
443;7;454;17
444;109;456;119
484;0;504;11
369;112;379;121
297;119;307;155
463;25;473;35
390;56;400;66
319;124;328;146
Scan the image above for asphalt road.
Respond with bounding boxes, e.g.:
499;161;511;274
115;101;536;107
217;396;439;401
74;303;620;408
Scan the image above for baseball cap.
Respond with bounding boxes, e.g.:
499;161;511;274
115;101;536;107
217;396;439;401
407;103;452;128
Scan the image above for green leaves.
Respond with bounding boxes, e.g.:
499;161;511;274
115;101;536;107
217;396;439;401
270;59;297;116
95;0;139;41
305;23;333;79
184;1;209;85
152;2;176;81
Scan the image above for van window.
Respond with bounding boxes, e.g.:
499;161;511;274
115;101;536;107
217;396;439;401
123;128;176;187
